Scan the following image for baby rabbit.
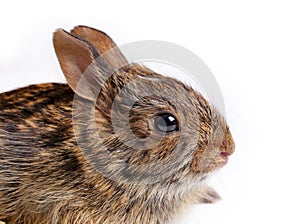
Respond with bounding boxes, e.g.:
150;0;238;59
0;26;235;224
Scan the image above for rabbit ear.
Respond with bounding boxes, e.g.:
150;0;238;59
71;25;128;69
53;29;113;101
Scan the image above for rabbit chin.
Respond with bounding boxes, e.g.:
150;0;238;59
148;173;209;200
210;158;230;172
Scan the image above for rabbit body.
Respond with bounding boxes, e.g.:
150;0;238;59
0;26;234;224
0;83;218;224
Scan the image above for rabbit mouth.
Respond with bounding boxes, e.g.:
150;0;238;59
205;149;233;172
212;151;232;170
191;150;231;174
218;154;229;168
219;151;230;165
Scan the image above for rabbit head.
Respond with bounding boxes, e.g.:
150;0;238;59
53;26;235;188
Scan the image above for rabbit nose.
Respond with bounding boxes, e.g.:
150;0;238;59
220;130;235;156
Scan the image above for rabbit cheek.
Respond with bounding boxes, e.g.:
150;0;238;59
190;144;206;173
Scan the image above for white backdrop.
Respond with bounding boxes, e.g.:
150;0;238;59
1;1;300;223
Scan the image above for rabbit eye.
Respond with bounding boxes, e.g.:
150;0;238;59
153;113;179;133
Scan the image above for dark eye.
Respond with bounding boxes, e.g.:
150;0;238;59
153;113;179;133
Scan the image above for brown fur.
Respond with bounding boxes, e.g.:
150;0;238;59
0;26;235;224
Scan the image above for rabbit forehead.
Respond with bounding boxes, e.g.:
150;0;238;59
117;64;208;107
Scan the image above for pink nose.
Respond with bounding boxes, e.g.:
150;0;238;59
220;130;235;156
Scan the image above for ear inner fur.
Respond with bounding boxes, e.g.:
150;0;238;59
71;25;128;69
53;29;114;101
